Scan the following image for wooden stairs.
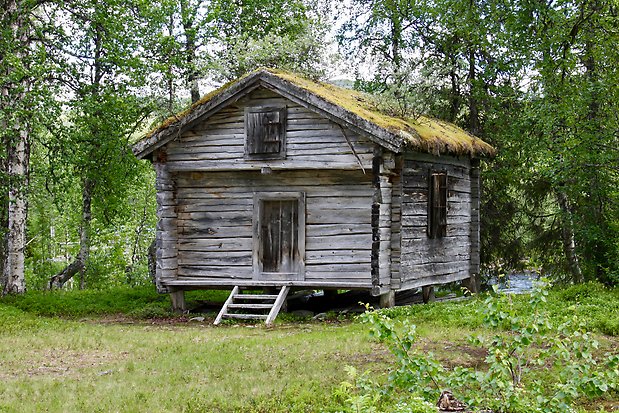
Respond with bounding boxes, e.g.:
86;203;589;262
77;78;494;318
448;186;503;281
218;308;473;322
214;286;290;326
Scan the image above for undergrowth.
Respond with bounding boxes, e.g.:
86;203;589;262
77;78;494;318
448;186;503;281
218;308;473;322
0;286;229;318
337;282;619;413
380;281;619;336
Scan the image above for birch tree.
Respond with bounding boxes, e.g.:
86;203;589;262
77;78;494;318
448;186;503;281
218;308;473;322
0;0;52;294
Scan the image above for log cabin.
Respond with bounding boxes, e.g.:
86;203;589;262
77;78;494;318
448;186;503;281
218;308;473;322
133;69;495;324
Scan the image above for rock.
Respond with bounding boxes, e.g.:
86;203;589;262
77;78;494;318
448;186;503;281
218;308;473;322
312;312;327;320
189;316;205;322
437;390;466;411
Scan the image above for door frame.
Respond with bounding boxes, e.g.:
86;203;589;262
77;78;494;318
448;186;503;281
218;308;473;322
252;191;306;281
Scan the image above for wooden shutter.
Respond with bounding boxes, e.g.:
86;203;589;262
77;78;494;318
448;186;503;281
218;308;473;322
245;107;286;158
428;172;447;238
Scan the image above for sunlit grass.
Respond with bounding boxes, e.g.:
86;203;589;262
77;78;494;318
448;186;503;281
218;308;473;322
0;310;382;412
0;283;617;412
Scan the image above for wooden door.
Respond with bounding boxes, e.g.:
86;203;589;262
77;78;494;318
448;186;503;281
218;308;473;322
256;198;304;280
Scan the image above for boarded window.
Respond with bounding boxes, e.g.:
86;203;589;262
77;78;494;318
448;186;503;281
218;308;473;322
253;192;305;280
245;107;286;159
428;172;447;238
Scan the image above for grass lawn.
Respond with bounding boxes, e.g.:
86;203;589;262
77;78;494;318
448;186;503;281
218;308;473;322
0;283;618;412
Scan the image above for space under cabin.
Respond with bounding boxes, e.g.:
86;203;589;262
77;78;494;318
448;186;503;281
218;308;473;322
133;69;495;324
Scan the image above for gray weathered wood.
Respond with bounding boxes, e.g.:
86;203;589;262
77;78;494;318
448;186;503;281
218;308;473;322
225;314;268;320
141;73;485;297
399;155;474;289
467;158;481;293
162;88;376;172
170;289;186;313
214;286;239;325
265;286;290;326
164;279;373;289
252;192;306;281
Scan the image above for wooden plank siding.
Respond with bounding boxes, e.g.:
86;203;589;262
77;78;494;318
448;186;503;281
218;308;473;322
165;88;375;172
371;150;394;296
153;149;178;292
390;155;403;290
399;153;474;290
469;159;481;291
173;170;374;286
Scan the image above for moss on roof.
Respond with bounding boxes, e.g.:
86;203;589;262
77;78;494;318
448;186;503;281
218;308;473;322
145;68;495;158
269;69;495;157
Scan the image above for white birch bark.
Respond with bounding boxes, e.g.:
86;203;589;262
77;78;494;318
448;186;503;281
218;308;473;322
3;127;29;294
1;0;31;295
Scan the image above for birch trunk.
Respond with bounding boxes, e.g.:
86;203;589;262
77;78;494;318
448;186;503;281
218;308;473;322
78;178;93;289
1;0;30;295
0;150;7;290
3;127;29;295
556;191;584;284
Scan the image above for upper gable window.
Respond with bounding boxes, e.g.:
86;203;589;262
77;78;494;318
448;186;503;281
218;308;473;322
245;106;287;159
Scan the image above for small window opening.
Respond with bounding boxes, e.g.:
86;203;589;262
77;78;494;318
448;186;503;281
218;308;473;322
428;172;447;238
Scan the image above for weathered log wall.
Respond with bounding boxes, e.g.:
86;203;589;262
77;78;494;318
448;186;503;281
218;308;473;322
153;150;178;292
390;155;403;290
399;153;475;289
173;170;373;286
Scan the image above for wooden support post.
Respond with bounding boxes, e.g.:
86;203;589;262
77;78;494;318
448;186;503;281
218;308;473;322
170;290;186;313
371;149;393;296
422;286;435;303
379;290;395;308
468;159;481;294
463;276;480;294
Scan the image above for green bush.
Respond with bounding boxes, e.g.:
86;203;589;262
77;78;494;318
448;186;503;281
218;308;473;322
340;283;619;413
378;282;619;337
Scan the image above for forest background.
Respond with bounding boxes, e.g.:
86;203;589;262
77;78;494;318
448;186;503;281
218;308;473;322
1;0;618;294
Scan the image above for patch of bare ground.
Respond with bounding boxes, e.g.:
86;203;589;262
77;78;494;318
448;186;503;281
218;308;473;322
417;337;487;369
0;349;131;380
336;343;392;367
579;399;619;412
85;314;212;326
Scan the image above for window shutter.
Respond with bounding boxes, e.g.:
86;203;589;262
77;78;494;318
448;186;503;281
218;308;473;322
245;107;286;158
428;172;448;238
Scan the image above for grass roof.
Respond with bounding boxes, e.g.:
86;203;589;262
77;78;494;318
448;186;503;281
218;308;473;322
144;68;496;158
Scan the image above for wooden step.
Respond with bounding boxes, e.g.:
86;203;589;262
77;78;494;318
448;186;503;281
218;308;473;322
227;303;273;309
214;286;290;326
224;313;268;320
233;294;278;300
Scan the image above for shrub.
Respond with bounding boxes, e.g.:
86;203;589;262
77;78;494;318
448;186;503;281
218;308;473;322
342;283;619;413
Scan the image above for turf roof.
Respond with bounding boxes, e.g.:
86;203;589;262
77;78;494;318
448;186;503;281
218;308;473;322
137;68;495;159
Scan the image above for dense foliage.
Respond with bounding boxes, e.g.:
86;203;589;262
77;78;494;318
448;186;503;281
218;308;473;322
0;0;327;292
